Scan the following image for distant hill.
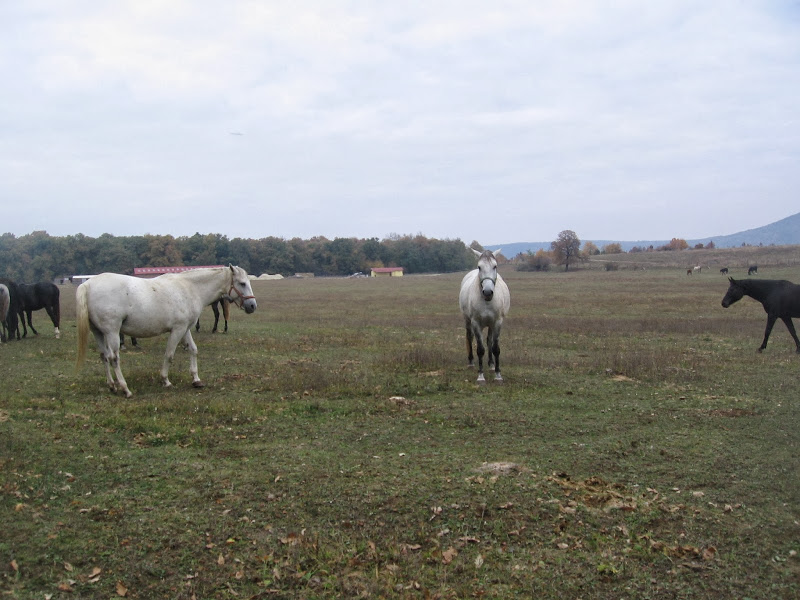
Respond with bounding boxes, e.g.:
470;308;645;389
491;212;800;257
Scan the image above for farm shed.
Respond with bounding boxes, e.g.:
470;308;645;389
133;265;224;278
371;267;404;277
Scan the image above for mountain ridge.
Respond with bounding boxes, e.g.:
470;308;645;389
491;212;800;257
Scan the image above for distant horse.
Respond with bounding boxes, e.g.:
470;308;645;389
17;282;61;338
0;278;22;340
720;267;729;275
721;277;800;353
687;269;692;276
0;284;9;342
748;265;758;275
198;298;231;333
694;266;702;274
121;298;232;349
459;249;511;383
76;265;257;397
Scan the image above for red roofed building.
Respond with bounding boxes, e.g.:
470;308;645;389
370;267;404;277
133;265;224;278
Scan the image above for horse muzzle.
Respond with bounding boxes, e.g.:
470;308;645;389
243;298;257;314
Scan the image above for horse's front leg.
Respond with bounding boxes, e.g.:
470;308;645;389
182;330;203;388
160;328;187;388
759;315;778;352
25;310;39;335
471;322;487;383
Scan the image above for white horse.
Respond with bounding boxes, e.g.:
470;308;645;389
0;283;9;342
76;265;257;397
459;249;511;383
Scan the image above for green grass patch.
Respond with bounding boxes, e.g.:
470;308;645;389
1;266;798;598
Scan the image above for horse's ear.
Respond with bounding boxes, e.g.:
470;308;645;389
728;277;735;283
471;248;482;258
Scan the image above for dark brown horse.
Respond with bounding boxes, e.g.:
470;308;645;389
721;277;800;353
17;282;61;338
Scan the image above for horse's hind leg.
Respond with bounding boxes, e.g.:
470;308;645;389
464;320;475;367
45;305;60;338
95;331;132;397
780;317;800;353
211;302;220;333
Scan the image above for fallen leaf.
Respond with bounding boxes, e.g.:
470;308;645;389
10;560;19;572
218;554;225;565
442;547;458;564
116;581;129;597
474;554;484;569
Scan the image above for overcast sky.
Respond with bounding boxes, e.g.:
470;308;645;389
2;1;798;245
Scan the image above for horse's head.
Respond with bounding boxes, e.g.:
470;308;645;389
226;265;257;314
721;277;744;308
473;248;499;301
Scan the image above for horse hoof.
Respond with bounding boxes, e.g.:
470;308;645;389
192;381;205;389
494;375;504;383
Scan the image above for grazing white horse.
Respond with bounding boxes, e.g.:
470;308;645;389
0;283;9;342
459;249;511;383
76;265;257;397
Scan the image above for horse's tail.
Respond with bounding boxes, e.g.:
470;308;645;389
222;297;230;321
75;283;90;370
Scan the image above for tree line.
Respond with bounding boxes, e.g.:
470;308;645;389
516;231;716;272
0;231;479;283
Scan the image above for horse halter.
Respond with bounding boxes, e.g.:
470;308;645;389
227;284;255;309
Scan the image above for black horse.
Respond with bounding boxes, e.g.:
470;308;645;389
721;277;800;353
719;267;728;275
17;282;61;338
200;298;231;334
0;278;22;341
748;265;758;275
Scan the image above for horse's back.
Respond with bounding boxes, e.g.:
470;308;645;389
773;280;800;315
84;272;207;337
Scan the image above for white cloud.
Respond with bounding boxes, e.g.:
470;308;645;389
1;1;798;242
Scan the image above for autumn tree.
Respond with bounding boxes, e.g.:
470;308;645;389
551;230;582;271
582;241;600;256
666;238;689;251
602;242;623;255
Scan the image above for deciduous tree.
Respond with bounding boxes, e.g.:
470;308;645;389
551;230;582;271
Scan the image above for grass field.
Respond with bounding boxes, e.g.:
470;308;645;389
1;263;798;599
